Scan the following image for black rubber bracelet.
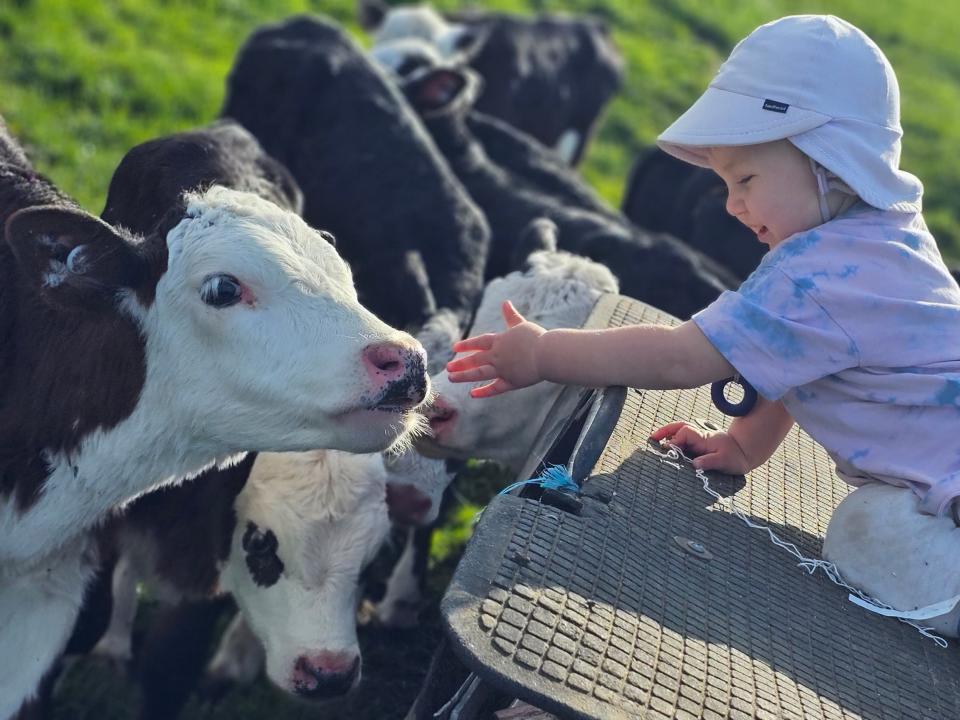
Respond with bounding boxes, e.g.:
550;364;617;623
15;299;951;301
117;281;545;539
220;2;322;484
710;376;758;417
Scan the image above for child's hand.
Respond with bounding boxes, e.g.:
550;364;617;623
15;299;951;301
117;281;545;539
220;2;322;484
446;301;546;398
650;421;752;475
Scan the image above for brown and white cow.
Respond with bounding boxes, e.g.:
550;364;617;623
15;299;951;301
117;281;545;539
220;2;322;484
0;117;428;718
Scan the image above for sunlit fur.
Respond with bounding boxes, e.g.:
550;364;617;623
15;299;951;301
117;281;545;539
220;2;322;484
421;249;618;470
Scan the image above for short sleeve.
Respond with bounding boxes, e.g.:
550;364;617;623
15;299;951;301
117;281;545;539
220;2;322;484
693;265;860;400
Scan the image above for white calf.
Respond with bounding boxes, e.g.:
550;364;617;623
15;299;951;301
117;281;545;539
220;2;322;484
419;248;618;471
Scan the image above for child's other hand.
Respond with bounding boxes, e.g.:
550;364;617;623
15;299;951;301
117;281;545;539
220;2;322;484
650;421;751;475
446;301;546;399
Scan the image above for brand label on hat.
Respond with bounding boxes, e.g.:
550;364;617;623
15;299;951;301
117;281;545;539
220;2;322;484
762;99;789;114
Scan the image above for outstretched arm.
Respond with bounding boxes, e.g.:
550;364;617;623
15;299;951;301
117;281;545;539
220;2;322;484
447;301;735;398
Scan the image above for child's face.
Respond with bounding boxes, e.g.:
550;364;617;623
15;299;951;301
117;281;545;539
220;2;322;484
707;141;822;249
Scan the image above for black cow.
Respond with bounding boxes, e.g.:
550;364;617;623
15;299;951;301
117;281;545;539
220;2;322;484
221;15;490;331
623;147;766;280
362;1;625;166
402;67;736;320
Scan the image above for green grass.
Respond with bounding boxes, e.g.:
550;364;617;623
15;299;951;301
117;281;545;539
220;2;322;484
1;0;958;258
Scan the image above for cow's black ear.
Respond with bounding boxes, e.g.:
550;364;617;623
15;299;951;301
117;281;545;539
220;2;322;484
404;67;481;116
358;0;388;31
448;26;489;62
5;206;147;311
511;218;559;270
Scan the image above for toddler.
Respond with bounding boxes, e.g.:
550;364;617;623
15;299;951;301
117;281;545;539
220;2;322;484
447;15;960;625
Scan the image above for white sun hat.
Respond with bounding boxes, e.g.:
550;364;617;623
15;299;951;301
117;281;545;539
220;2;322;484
657;15;923;213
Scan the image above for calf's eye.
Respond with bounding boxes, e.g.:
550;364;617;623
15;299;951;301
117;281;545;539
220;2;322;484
200;273;243;308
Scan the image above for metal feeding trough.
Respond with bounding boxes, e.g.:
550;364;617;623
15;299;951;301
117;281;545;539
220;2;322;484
411;295;960;720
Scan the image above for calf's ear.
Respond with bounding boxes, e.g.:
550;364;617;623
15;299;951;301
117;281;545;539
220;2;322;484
357;0;388;31
5;206;148;311
511;218;559;270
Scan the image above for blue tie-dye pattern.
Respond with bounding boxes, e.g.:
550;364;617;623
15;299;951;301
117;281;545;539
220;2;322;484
792;277;815;299
794;387;816;402
902;232;922;250
773;230;822;261
848;449;870;462
837;264;859;279
935;379;960;407
728;301;805;360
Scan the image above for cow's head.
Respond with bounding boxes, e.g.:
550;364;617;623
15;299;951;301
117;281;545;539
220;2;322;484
218;449;391;698
418;239;617;470
5;186;429;464
363;2;483;63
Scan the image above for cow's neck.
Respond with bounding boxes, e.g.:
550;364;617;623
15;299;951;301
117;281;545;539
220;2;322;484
125;453;255;598
0;346;246;571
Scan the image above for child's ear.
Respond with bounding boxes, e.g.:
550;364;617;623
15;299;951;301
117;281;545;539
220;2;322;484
5;206;148;312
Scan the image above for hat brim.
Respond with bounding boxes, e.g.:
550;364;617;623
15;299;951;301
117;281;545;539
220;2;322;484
657;86;832;167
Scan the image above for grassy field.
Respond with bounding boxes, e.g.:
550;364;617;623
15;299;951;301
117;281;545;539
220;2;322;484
5;0;958;717
1;0;958;258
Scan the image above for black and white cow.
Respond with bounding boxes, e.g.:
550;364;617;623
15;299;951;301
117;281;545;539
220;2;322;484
85;444;449;716
362;1;625;165
401;66;735;319
221;15;490;331
0;116;428;719
622;147;765;281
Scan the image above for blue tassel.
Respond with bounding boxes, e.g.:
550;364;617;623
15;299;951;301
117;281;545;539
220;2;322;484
498;464;579;496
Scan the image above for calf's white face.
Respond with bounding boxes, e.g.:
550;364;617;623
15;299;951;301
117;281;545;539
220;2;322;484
218;450;391;698
419;251;618;470
136;187;429;456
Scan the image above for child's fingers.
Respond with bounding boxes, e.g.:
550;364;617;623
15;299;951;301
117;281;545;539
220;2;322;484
502;300;526;328
650;421;690;441
691;451;725;471
453;334;496;353
446;352;489;372
470;378;515;398
447;365;498;383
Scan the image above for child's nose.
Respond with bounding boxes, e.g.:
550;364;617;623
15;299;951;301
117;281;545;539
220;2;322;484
725;192;744;217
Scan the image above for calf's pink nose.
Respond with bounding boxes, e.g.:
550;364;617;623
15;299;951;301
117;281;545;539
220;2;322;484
291;652;360;699
426;397;457;439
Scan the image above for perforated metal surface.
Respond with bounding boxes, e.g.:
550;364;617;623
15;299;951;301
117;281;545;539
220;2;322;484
442;295;960;720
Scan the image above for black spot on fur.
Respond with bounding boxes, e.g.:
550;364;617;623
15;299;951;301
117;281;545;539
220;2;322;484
242;521;284;588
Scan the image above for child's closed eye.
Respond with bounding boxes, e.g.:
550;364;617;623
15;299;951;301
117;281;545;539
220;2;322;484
737;175;755;185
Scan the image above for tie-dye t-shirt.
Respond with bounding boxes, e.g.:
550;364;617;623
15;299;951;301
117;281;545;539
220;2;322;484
693;202;960;515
